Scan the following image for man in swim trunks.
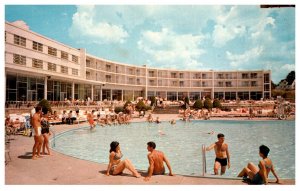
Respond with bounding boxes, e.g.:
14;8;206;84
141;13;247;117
206;133;231;175
144;141;174;181
32;106;43;160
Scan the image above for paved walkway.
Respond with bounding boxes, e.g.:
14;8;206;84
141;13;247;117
5;116;295;185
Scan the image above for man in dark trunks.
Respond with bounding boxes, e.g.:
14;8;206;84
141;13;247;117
206;133;230;175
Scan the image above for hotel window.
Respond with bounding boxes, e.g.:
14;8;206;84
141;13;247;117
217;74;224;79
48;46;57;56
33;41;43;52
61;51;68;60
251;73;258;79
242;73;249;79
106;64;111;71
202;82;207;87
179;81;184;87
129;68;134;75
251;81;257;87
32;59;43;69
86;60;91;67
150;80;155;86
179;73;184;78
218;82;223;87
202;73;207;79
242;81;249;87
225;74;232;79
264;74;270;83
129;78;134;84
149;71;155;77
48;62;56;71
13;54;26;65
72;68;78;76
106;75;111;82
137;78;141;85
72;55;78;63
14;35;26;47
136;69;140;76
171;73;177;78
61;66;68;74
226;81;232;87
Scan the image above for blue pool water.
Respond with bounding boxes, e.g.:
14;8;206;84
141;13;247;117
51;120;295;179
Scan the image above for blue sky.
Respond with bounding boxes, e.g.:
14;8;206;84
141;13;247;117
5;5;295;84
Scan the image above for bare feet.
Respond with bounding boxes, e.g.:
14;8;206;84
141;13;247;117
32;156;37;160
134;173;141;178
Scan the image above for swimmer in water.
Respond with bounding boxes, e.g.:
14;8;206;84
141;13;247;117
170;119;176;125
158;130;165;135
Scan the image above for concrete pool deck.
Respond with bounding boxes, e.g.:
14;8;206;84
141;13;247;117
5;115;295;185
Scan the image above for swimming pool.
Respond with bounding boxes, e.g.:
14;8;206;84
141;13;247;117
51;120;295;179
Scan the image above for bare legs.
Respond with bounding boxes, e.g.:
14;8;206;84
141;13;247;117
32;135;43;159
238;162;259;180
113;159;141;177
214;161;227;175
42;133;51;155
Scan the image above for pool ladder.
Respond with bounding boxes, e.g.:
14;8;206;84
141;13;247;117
50;128;56;148
202;144;207;176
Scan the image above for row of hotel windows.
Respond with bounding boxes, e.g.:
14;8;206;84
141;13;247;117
95;73;261;87
87;60;263;80
13;34;79;63
13;54;78;76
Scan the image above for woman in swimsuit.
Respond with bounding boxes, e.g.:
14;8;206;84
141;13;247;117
106;141;141;178
238;145;280;184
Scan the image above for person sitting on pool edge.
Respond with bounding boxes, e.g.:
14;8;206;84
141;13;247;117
237;145;280;185
144;141;174;181
206;133;230;175
106;141;141;178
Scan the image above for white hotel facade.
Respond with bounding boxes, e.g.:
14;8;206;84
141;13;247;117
5;21;272;102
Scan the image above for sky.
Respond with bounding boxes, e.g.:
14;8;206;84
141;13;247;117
5;4;295;84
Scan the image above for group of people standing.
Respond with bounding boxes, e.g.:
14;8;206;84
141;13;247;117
31;106;51;160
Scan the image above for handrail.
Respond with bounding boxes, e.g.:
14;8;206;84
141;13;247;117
50;128;56;148
202;144;207;176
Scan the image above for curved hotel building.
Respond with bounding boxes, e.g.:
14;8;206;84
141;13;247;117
5;21;271;102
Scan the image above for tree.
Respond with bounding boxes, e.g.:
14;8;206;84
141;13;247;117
213;99;222;109
136;100;147;111
38;99;52;114
193;99;203;110
150;96;156;106
285;71;295;85
203;98;213;111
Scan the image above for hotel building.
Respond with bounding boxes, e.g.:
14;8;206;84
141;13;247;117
5;21;271;102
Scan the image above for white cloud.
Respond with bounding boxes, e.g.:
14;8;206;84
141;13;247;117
69;5;128;44
212;24;246;47
138;28;206;69
211;5;275;47
226;46;264;67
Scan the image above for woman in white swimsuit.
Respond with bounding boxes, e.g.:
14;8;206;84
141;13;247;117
106;141;141;178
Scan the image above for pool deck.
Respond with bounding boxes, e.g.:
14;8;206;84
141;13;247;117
5;114;295;185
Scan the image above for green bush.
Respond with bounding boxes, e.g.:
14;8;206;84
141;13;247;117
203;98;213;111
136;100;147;111
213;99;222;109
193;99;203;110
114;107;124;114
38;99;52;114
150;96;156;106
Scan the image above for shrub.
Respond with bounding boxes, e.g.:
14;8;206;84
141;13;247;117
150;96;156;106
193;99;203;110
136;100;147;111
123;100;132;109
203;98;213;111
213;99;222;109
38;99;52;114
114;107;124;114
